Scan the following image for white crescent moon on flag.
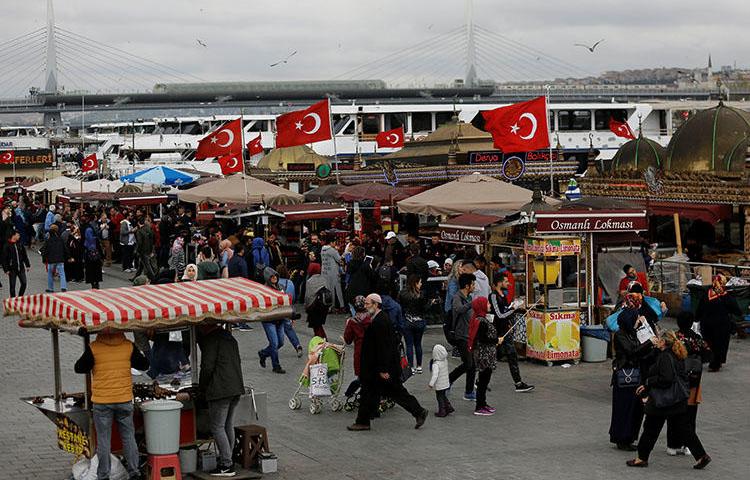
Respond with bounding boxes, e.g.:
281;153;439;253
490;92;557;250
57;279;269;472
302;113;322;135
0;153;11;161
387;133;399;144
227;156;238;169
84;159;95;169
217;129;234;148
518;113;538;140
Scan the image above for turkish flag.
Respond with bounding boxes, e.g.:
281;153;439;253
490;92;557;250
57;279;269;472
196;118;243;159
247;134;264;156
482;96;550;152
609;118;636;140
81;153;98;172
275;99;332;148
217;153;244;175
375;127;404;148
0;151;14;164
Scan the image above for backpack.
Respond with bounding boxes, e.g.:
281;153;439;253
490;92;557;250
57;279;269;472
316;286;334;308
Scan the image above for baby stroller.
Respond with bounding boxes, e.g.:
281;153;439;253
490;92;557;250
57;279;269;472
289;337;346;414
343;379;395;414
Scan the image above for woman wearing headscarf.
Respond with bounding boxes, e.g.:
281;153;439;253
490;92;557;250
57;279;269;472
168;236;186;281
83;215;103;289
219;239;234;278
697;274;740;372
343;295;372;398
609;301;656;451
467;296;497;417
304;263;330;339
181;263;198;282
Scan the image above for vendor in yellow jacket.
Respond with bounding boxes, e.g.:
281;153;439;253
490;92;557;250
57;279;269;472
75;330;149;480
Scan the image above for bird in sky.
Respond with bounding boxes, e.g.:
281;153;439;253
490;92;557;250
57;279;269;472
574;39;604;52
270;50;297;67
196;39;207;48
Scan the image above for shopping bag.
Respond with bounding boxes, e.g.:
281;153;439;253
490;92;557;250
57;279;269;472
309;363;331;397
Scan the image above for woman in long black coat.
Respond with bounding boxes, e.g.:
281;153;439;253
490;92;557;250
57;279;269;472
697;274;740;371
609;297;655;450
83;220;103;289
65;227;85;283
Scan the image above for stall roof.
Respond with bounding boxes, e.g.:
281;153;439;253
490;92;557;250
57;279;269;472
440;213;504;230
273;202;348;221
4;278;292;332
303;184;347;203
644;201;732;224
27;176;81;192
177;174;303;205
336;183;427;203
59;192;168;206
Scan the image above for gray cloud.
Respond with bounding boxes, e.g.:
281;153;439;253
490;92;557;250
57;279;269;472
1;0;746;95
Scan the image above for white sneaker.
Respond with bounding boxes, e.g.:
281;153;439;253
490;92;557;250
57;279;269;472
131;368;146;376
666;447;690;456
416;366;423;374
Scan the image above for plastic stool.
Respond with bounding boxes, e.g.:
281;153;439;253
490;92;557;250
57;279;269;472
148;454;182;480
233;424;270;469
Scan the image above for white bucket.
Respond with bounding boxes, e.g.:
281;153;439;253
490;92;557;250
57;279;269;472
140;399;182;455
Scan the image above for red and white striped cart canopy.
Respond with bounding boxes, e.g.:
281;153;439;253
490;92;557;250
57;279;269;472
4;278;292;332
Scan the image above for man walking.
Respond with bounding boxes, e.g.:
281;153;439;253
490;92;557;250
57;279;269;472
74;330;149;480
320;234;344;309
348;293;427;431
2;230;30;297
41;224;68;293
120;213;136;273
199;323;244;477
448;273;477;401
134;217;156;280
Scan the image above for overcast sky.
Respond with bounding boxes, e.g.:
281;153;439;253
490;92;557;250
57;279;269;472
3;0;747;93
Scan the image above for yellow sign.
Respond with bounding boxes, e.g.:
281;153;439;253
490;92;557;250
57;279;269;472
524;237;582;256
526;309;581;362
55;414;91;458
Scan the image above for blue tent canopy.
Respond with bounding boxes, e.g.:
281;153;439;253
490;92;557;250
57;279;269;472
120;166;199;187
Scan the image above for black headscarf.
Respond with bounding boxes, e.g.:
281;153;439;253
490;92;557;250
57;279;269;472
617;308;638;333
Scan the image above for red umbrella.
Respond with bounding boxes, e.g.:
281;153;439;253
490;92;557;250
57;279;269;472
336;183;427;203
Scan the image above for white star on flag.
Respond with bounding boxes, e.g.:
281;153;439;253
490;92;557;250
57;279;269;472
210;137;218;144
510;123;520;134
295;121;303;130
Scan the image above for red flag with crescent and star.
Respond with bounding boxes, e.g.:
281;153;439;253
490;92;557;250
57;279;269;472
196;118;243;160
81;153;98;172
247;134;264;156
0;150;14;164
275;99;332;148
375;127;404;148
609;117;636;140
217;153;244;175
482;96;550;152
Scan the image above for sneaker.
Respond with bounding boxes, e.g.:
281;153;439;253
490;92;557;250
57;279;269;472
296;345;304;358
233;323;253;331
415;366;423;374
210;464;236;477
473;407;495;416
667;447;691;456
463;392;476;401
258;351;267;368
515;382;535;393
485;405;496;413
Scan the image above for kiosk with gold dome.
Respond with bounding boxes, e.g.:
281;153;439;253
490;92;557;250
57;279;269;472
524;236;583;365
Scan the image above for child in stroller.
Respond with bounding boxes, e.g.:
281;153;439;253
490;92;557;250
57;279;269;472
289;336;346;414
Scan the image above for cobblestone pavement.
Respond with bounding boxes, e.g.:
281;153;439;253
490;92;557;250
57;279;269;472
1;251;747;479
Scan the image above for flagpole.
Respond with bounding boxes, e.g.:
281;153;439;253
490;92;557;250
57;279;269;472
327;98;341;184
545;85;554;195
238;109;249;204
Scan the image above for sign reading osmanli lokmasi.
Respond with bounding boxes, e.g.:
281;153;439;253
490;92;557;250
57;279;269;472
535;210;648;234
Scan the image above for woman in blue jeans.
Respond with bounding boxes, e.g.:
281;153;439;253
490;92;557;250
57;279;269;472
259;267;287;373
399;274;429;373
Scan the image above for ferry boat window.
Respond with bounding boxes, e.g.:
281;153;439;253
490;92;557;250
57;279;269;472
412;112;431;132
384;113;406;130
360;114;380;135
435;112;454;128
333;115;355;135
594;109;627;130
558;110;592;131
248;120;268;132
182;123;198;134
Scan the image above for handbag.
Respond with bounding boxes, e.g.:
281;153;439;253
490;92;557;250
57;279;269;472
398;341;413;383
684;354;703;376
309;363;332;397
615;368;641;388
649;355;689;408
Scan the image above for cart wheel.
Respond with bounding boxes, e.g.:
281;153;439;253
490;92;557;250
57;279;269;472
310;402;322;414
289;397;301;410
330;398;343;412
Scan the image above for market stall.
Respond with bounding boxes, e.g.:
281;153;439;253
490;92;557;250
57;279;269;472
4;278;291;464
177;174;303;206
524;236;583;365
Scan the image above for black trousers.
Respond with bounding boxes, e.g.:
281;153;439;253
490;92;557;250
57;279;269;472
121;244;135;270
475;368;493;409
448;340;476;395
435;389;450;411
355;378;423;426
638;410;707;462
667;404;699;449
497;341;522;384
8;269;27;297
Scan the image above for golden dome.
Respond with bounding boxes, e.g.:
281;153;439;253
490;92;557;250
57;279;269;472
666;103;750;172
611;134;666;171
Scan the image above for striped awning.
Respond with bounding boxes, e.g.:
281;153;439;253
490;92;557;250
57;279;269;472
4;278;292;332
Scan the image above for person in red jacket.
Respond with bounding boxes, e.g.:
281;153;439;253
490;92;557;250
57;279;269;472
343;295;372;383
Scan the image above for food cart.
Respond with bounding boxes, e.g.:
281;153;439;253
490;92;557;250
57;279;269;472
524;236;583;365
3;278;292;461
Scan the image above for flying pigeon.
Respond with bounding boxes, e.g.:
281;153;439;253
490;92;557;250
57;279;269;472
270;50;297;67
574;39;604;52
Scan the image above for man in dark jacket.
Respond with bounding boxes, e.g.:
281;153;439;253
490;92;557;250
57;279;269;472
134;217;156;280
41;224;68;292
405;243;429;281
348;293;427;431
345;247;377;308
3;230;30;297
448;273;477;401
199;324;245;477
227;243;249;278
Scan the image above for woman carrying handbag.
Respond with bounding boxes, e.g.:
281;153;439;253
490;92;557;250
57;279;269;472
627;331;711;469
